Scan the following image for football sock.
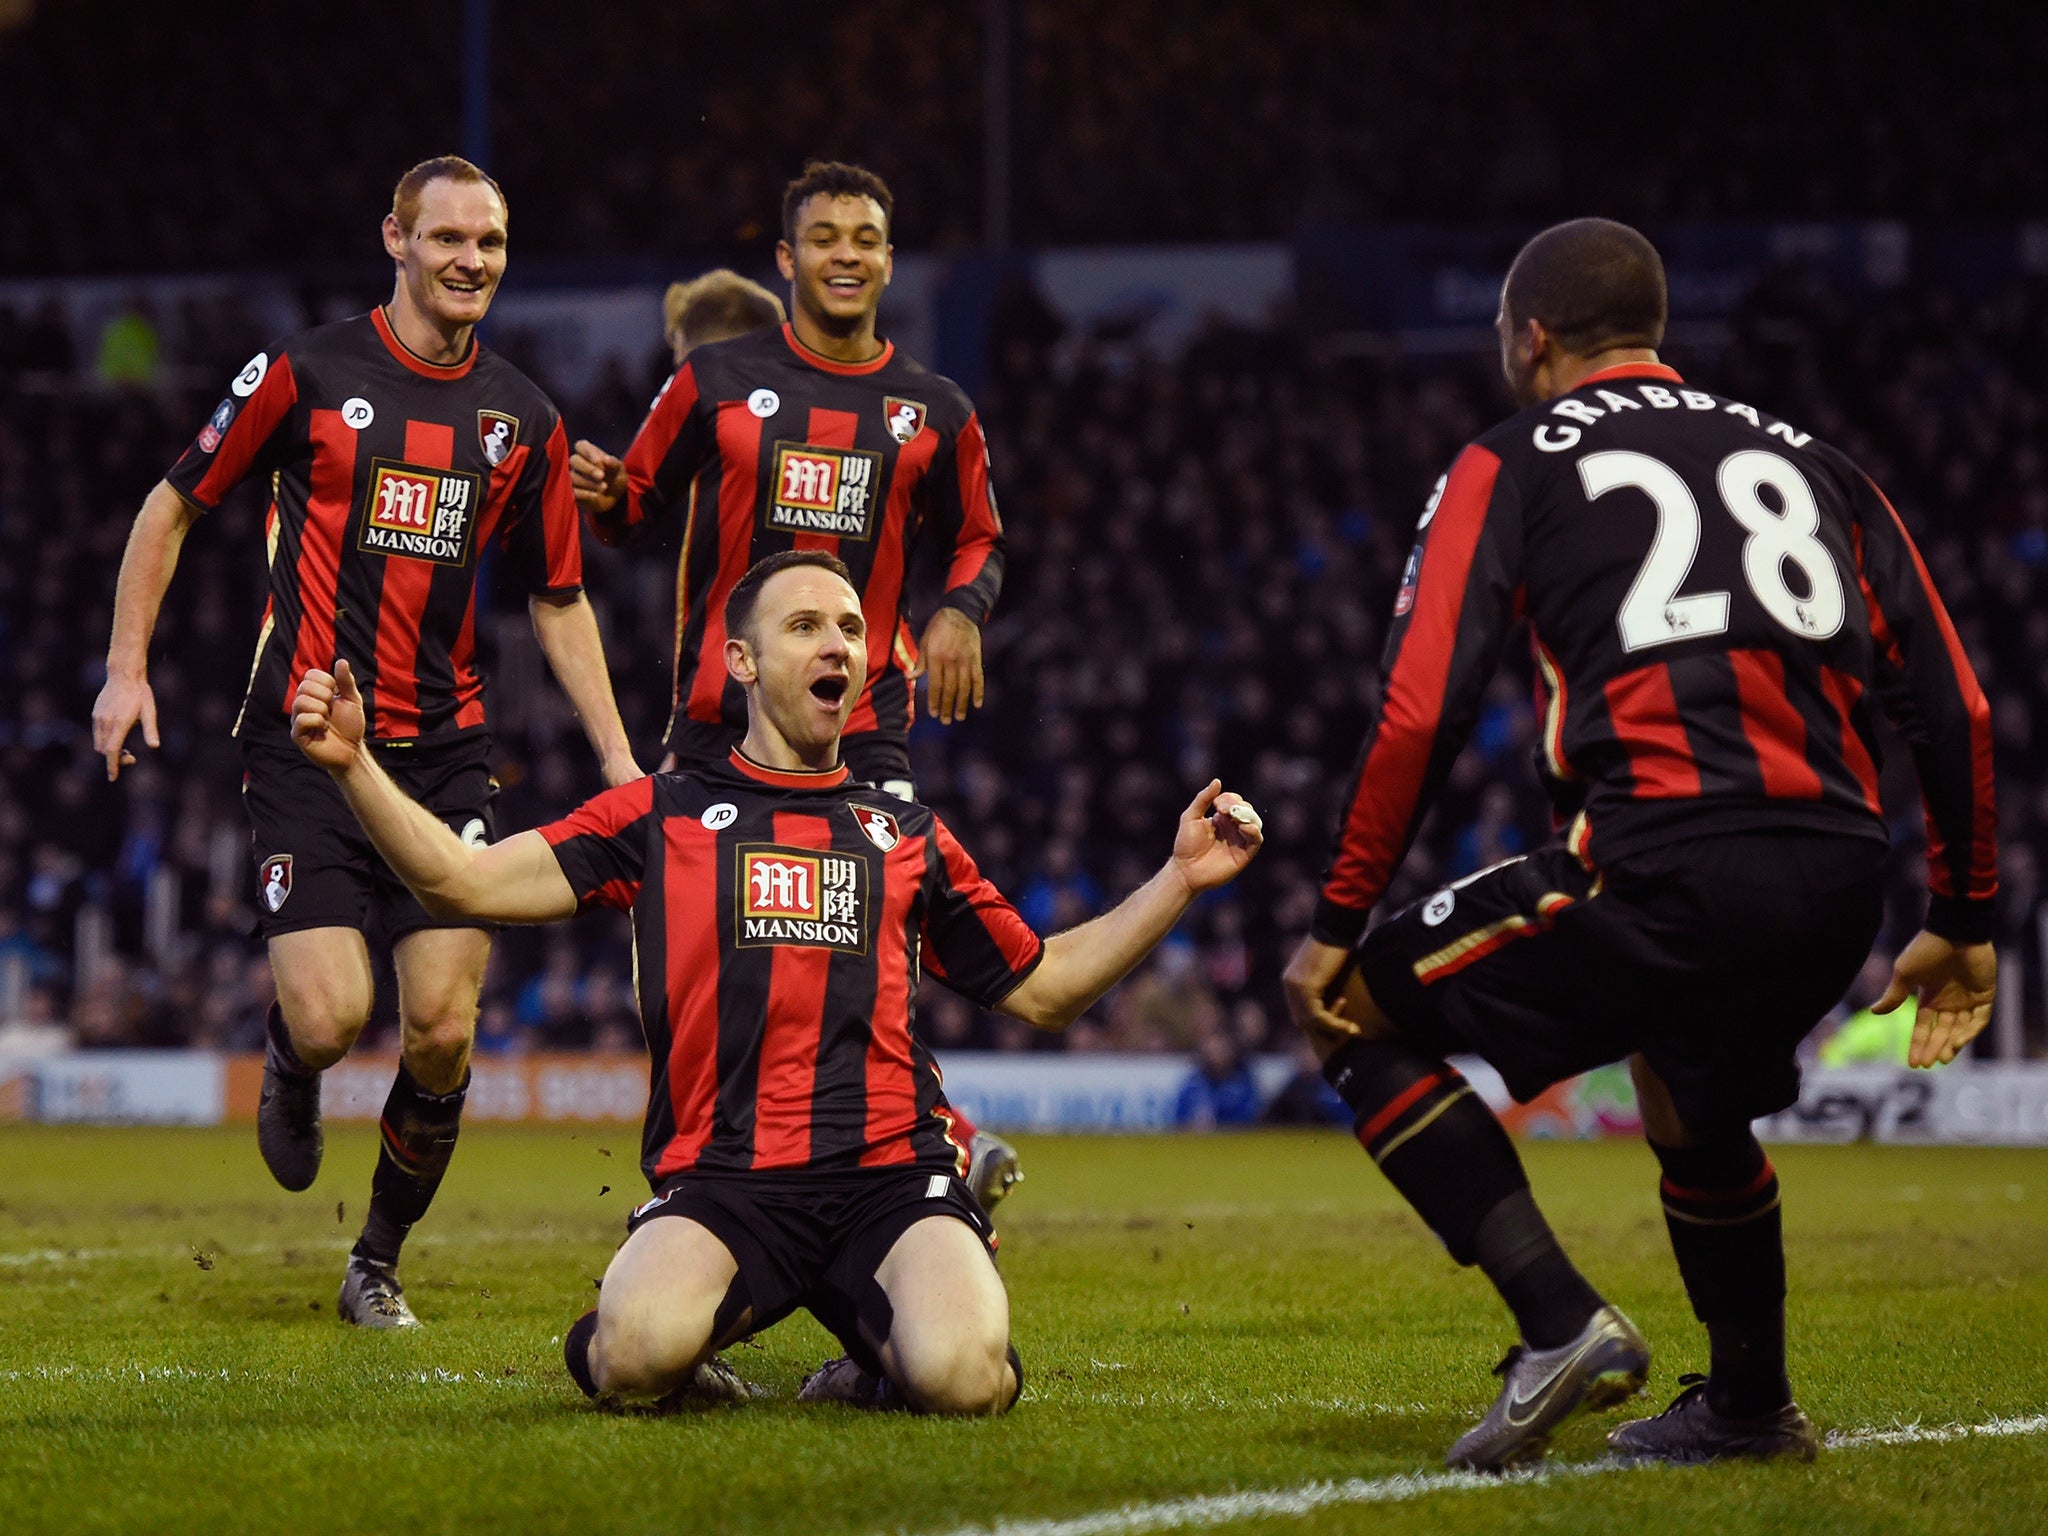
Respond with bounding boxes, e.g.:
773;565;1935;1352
1323;1037;1601;1348
266;1001;314;1076
1470;1187;1605;1350
353;1063;468;1267
564;1309;600;1398
1651;1134;1790;1417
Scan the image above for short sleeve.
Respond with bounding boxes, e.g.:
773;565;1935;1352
920;814;1043;1007
536;777;657;909
500;415;585;596
165;347;300;510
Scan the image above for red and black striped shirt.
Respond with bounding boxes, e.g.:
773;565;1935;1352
589;324;1006;770
538;750;1042;1181
1316;362;1997;946
165;308;583;746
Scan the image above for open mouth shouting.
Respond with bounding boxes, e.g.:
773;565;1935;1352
809;673;850;709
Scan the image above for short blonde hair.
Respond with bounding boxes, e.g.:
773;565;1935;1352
663;269;785;354
391;155;507;233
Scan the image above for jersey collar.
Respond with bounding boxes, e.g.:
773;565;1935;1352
1573;361;1683;389
372;305;479;380
782;322;894;376
728;747;850;789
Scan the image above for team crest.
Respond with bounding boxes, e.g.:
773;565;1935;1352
260;854;293;913
853;804;900;852
478;410;520;467
883;397;926;445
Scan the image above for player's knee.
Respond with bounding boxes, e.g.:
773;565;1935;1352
591;1310;707;1400
278;996;368;1067
896;1324;1011;1416
401;1012;475;1088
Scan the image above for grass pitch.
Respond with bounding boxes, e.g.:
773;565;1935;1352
2;1126;2044;1535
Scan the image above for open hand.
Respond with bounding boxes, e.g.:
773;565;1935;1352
570;439;627;517
292;659;367;773
1170;779;1263;896
1873;929;1998;1068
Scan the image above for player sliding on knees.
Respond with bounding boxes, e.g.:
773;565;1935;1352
1284;218;1997;1472
291;550;1264;1414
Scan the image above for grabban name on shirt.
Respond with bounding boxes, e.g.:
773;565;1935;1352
357;458;483;566
735;843;872;954
764;442;883;540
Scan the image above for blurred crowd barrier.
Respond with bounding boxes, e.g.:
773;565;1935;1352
6;1051;2047;1147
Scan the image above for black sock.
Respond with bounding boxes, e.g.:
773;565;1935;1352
1651;1135;1790;1417
1471;1188;1604;1349
1324;1037;1602;1348
353;1063;468;1267
266;1001;314;1077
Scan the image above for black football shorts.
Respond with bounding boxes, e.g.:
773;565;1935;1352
1353;831;1887;1134
240;734;498;942
625;1165;996;1374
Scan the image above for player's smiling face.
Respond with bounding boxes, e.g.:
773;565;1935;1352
777;194;891;332
730;567;868;763
384;177;508;332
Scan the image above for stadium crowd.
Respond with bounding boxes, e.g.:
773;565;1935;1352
5;1;2048;276
2;258;2046;1063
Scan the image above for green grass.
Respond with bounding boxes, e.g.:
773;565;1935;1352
2;1127;2044;1535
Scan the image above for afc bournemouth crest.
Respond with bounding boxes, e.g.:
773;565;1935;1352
260;854;293;913
883;396;926;445
478;410;520;467
853;804;900;852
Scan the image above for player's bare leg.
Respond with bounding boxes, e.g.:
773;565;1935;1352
799;1214;1016;1415
567;1217;754;1406
873;1215;1017;1414
1609;1055;1816;1464
338;926;490;1329
259;927;376;1191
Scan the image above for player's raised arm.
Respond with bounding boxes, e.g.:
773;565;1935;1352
997;781;1262;1031
292;662;580;925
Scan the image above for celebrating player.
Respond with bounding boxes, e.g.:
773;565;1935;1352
287;550;1263;1413
574;161;1026;1212
1282;219;1997;1470
90;156;640;1329
570;161;1001;783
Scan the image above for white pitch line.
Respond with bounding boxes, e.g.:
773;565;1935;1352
907;1412;2048;1536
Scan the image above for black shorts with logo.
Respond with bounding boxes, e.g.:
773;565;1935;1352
240;733;498;942
626;1165;995;1374
1353;831;1887;1134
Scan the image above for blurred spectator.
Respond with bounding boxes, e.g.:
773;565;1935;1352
1263;1040;1351;1126
1172;1028;1262;1128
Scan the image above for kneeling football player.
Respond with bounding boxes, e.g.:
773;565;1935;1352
290;550;1263;1414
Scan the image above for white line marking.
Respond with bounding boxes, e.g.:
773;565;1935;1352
906;1412;2048;1536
